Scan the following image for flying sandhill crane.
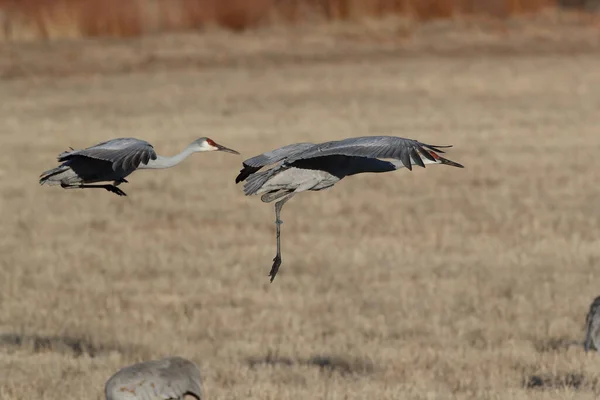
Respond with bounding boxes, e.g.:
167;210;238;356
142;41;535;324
235;135;464;282
584;296;600;352
105;356;203;400
40;137;239;197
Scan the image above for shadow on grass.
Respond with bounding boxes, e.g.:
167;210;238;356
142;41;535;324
0;333;132;358
523;373;592;391
247;352;375;376
533;337;582;353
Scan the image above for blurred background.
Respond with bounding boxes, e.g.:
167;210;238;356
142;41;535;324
0;0;598;41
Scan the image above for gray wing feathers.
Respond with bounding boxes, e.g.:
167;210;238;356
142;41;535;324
242;142;316;168
59;138;157;171
285;136;458;171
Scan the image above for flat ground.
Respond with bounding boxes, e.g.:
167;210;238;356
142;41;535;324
1;16;600;400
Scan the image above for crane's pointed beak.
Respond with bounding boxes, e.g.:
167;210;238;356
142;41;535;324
214;142;240;155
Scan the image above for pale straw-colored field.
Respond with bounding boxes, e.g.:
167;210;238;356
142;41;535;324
1;19;600;399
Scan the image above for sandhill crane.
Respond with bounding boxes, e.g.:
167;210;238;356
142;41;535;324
584;296;600;352
235;135;464;282
105;356;203;400
40;137;239;197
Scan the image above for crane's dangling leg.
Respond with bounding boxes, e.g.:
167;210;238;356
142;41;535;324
61;183;127;197
270;193;295;282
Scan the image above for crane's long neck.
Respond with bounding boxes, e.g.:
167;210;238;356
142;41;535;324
139;145;196;169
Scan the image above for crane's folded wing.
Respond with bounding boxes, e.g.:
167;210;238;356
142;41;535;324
59;138;158;171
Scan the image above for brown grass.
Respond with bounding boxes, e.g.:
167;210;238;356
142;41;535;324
2;23;600;400
0;0;561;41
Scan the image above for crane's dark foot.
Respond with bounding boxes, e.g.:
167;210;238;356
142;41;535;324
60;183;127;197
269;255;282;283
115;178;129;185
105;185;127;196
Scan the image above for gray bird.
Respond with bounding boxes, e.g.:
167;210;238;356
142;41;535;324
584;296;600;352
40;137;239;197
235;135;464;282
105;356;203;400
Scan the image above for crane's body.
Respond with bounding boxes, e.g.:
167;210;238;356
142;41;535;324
584;296;600;352
40;137;239;196
235;135;464;282
105;356;203;400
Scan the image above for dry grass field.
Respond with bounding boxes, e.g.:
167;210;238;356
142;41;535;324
2;17;600;400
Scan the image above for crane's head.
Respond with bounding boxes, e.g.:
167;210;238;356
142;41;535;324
192;137;240;155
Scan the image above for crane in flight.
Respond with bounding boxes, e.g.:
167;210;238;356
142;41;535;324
235;135;464;282
40;137;239;196
105;356;203;400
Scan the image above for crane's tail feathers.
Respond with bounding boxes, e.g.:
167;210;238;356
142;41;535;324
243;168;279;196
243;171;267;195
39;165;69;185
235;164;261;184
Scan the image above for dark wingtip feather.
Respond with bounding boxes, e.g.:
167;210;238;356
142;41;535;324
423;143;453;154
420;149;436;163
400;149;412;171
58;152;72;162
439;157;464;168
410;148;425;168
133;153;142;169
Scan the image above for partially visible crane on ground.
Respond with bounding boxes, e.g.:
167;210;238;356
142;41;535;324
585;295;600;352
105;356;203;400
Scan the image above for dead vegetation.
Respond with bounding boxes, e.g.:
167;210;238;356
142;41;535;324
247;352;376;376
0;0;576;41
0;333;132;358
523;372;599;392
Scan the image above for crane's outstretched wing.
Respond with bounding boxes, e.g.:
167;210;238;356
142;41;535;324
285;136;464;171
235;142;315;183
58;138;158;172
